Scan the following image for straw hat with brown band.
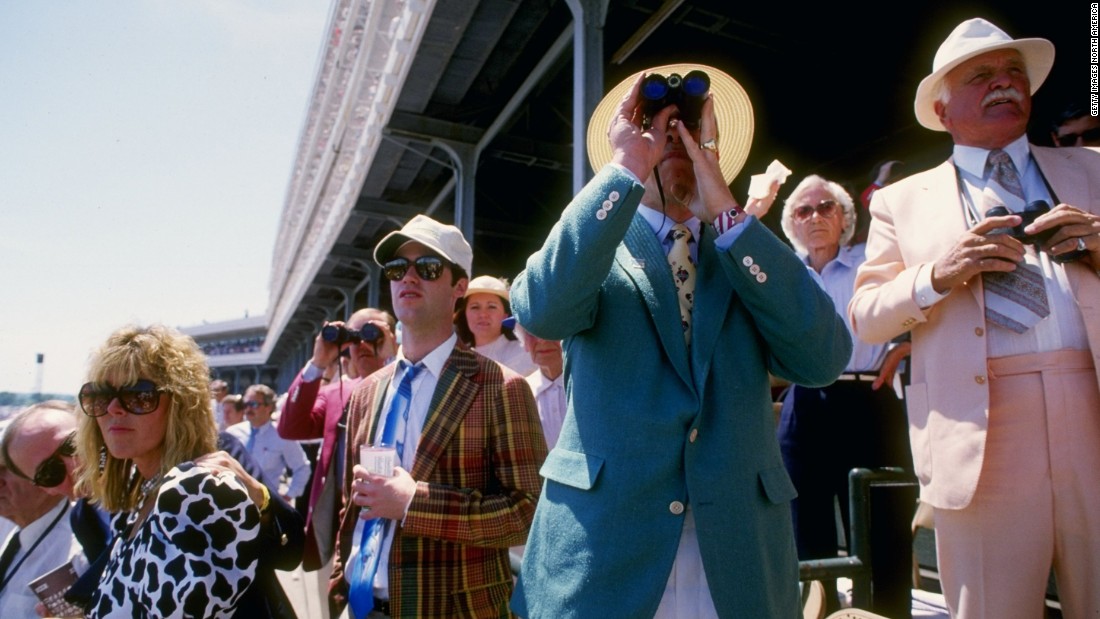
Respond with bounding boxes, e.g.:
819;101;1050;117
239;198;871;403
585;63;755;185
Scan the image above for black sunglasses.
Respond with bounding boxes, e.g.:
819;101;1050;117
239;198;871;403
1055;127;1100;146
382;256;446;282
793;199;839;221
32;432;76;488
79;380;163;417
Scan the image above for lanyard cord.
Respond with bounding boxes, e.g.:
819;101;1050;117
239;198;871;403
0;501;71;594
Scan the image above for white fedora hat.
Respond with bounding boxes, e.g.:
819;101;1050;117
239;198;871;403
914;18;1054;131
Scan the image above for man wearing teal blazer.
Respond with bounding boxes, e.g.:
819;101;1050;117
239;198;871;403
510;65;852;617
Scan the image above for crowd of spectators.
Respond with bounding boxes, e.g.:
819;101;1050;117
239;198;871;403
2;16;1098;619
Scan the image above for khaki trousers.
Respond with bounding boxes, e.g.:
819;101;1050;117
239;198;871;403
934;349;1100;619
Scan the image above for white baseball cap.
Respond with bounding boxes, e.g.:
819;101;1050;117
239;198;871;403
373;214;473;276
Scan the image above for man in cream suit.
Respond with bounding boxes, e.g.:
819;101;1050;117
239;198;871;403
850;18;1100;619
510;64;851;618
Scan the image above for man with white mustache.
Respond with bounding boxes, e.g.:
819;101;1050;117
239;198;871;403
850;18;1100;618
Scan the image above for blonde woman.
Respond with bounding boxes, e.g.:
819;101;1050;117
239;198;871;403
76;324;262;618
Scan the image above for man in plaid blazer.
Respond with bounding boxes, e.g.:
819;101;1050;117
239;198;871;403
329;214;547;618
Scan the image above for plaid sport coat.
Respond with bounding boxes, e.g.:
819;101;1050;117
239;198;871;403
330;345;547;618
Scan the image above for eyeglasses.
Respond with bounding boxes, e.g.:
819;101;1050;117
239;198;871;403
1055;127;1100;146
79;380;162;417
382;256;446;282
244;400;264;409
792;200;840;221
32;432;76;488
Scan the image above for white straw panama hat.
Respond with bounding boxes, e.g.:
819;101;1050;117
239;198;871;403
465;275;510;301
585;63;754;184
373;214;474;276
914;18;1054;131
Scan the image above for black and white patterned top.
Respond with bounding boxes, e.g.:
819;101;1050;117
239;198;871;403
88;463;261;618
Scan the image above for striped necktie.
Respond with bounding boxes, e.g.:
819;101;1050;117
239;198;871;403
981;149;1050;333
348;361;423;619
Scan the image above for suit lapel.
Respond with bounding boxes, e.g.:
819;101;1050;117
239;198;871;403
409;348;480;481
1032;146;1090;209
617;213;693;388
1032;146;1100;314
690;224;732;385
364;367;395;446
916;159;985;306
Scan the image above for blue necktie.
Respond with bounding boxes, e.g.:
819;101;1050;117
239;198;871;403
348;362;423;619
246;426;256;451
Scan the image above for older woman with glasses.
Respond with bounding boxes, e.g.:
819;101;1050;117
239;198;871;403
776;175;914;607
74;324;265;618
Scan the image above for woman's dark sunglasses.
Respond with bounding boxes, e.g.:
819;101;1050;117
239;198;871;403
793;199;839;221
382;256;445;281
32;432;76;488
79;380;162;417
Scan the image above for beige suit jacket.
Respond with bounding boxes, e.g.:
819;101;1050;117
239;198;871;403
849;144;1100;509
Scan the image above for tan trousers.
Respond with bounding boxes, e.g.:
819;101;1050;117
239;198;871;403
934;349;1100;619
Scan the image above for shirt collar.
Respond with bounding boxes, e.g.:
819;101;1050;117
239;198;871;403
395;333;457;380
637;204;702;242
527;370;562;395
18;498;68;541
798;243;861;270
952;133;1031;179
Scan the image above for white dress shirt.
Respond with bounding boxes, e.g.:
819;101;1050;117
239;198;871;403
914;134;1088;357
226;421;311;498
371;333;458;600
525;370;565;450
0;500;85;619
802;243;888;372
474;334;538;376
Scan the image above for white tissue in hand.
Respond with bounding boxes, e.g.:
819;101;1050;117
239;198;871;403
748;160;792;198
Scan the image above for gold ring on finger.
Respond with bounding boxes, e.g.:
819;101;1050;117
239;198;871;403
700;139;718;152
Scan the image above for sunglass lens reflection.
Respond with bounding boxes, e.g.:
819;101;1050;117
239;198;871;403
383;257;445;281
79;381;160;416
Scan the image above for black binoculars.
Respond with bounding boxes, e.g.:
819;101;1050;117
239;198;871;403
986;200;1087;263
640;70;710;129
321;323;383;346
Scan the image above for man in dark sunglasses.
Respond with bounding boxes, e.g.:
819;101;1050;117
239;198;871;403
328;214;546;618
0;413;88;618
1049;101;1100;148
3;401;80;499
3;398;308;615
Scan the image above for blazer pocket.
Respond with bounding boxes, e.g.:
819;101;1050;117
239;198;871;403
758;465;798;504
451;578;512;619
540;448;604;490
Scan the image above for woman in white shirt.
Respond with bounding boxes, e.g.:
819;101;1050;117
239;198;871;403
454;275;538;376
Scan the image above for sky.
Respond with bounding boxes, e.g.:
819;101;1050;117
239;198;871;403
0;1;331;395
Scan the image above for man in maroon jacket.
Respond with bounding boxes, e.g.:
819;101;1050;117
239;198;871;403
278;307;396;613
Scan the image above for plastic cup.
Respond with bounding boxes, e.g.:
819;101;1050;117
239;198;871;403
359;445;396;477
